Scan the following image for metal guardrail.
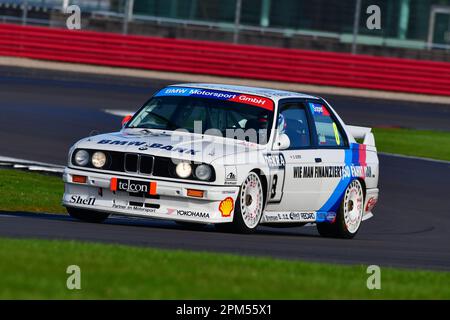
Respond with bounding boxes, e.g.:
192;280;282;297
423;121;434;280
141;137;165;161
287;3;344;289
1;23;450;96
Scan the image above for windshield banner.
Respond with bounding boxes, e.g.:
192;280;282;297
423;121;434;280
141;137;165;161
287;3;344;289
155;87;274;111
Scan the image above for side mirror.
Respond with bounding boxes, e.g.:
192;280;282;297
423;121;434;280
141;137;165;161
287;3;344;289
273;133;290;150
122;115;132;127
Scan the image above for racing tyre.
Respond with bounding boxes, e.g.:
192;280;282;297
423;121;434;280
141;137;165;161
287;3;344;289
216;172;264;234
67;208;110;223
316;222;337;237
317;179;364;239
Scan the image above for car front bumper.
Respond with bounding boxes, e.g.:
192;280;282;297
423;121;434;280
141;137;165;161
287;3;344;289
62;167;239;224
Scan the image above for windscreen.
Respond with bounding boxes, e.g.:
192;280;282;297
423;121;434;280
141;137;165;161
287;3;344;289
127;87;275;144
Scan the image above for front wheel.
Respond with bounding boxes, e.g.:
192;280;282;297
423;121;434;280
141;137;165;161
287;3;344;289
317;179;364;239
216;172;264;234
67;208;110;223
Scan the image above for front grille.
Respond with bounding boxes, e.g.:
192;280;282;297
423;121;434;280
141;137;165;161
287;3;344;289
125;154;138;172
124;153;154;175
71;149;215;182
152;157;172;177
140;155;154;174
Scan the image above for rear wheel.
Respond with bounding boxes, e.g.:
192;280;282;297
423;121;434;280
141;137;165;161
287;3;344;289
67;208;110;223
317;179;364;239
216;172;264;234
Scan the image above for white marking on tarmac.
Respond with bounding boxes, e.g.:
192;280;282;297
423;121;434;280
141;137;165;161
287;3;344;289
379;152;450;165
103;109;134;117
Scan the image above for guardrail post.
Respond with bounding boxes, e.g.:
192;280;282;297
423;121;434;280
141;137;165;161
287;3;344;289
22;0;29;25
260;0;270;27
233;0;242;44
351;0;362;54
123;0;135;35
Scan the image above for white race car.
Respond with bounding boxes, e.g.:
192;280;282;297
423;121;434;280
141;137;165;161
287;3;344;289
63;83;379;238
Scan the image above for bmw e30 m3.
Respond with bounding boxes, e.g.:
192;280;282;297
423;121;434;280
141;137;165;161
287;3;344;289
63;83;379;238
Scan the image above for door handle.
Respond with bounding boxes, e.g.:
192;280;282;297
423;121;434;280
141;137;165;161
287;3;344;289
315;158;322;163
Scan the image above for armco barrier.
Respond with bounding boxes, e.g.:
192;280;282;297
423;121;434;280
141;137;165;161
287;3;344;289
1;23;450;96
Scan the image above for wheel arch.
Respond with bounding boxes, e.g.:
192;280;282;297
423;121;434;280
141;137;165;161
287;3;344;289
249;168;268;209
356;177;367;201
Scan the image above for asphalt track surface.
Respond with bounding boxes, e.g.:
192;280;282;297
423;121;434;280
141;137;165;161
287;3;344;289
0;66;449;271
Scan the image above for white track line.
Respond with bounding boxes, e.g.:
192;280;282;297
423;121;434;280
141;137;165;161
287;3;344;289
103;109;134;117
379;152;450;165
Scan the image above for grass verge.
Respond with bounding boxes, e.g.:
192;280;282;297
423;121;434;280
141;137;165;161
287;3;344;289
0;169;64;213
0;238;449;299
373;128;450;161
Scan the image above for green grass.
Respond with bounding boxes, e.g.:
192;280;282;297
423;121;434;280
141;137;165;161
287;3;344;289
0;132;449;299
0;169;64;213
373;128;450;161
0;238;449;299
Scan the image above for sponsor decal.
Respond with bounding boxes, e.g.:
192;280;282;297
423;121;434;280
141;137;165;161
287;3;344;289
225;167;237;185
118;180;148;193
309;102;330;116
278;213;289;220
326;212;337;223
70;195;95;206
316;211;336;223
155;87;274;111
112;203;156;214
293;165;371;179
264;214;279;222
264;212;316;222
177;210;210;219
97;139;197;155
264;153;286;169
294;165;343;179
143;143;198;155
289;212;316;221
97;139;146;146
228;94;273;110
219;197;234;217
222;190;236;195
111;178;157;195
365;197;378;212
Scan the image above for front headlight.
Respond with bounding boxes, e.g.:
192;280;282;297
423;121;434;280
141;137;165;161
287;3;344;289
91;151;107;168
195;164;212;181
74;150;89;166
175;162;192;178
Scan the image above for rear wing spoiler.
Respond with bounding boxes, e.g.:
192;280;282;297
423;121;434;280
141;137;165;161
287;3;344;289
346;125;376;147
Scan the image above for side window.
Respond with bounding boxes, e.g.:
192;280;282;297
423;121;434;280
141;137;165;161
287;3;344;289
278;102;311;149
309;102;345;147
